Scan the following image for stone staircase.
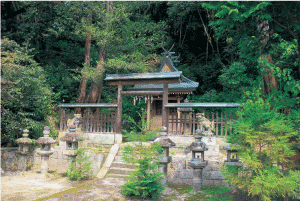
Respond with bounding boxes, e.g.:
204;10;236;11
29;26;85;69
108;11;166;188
106;148;137;178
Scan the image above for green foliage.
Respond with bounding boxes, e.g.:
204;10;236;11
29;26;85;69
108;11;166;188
122;108;159;142
222;90;300;201
122;144;164;199
219;62;252;92
1;37;53;146
121;129;164;199
66;148;93;181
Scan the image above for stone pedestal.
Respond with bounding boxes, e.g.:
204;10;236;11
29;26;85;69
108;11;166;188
188;160;208;192
153;134;176;186
17;153;28;171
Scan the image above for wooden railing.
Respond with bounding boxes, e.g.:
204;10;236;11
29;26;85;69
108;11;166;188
60;109;116;133
167;112;238;136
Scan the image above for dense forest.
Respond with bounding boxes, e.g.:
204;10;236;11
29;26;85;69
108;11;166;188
1;1;299;144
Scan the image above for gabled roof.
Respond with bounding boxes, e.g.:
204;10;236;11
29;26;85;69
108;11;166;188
128;54;199;92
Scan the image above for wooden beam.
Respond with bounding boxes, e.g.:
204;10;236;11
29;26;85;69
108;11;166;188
162;83;168;128
121;91;163;96
116;83;123;134
107;79;180;86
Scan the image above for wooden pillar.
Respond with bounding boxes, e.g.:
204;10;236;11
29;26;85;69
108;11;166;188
147;97;151;130
116;83;123;134
162;83;168;128
177;96;181;131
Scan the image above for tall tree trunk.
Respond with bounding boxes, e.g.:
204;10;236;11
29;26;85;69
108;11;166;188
85;49;105;103
75;14;92;113
85;2;112;104
257;19;277;95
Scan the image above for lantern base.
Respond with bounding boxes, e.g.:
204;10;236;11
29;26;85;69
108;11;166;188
38;150;55;156
63;150;78;157
188;160;208;169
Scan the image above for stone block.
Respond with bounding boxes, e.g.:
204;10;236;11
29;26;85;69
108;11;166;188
168;136;194;147
205;145;220;156
177;169;193;179
59;140;66;147
203;180;214;186
202;136;216;146
85;133;115;144
115;134;122;144
209;171;225;180
49;151;58;159
202;170;210;179
213;180;223;185
172;178;193;185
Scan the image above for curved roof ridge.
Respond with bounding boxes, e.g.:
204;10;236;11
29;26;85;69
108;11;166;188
181;75;197;83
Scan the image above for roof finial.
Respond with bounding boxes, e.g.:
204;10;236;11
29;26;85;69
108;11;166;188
161;44;175;57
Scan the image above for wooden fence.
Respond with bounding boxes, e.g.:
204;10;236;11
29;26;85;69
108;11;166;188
60;109;116;133
167;112;238;136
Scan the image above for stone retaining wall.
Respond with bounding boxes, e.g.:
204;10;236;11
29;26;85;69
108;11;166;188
1;144;107;176
166;136;229;186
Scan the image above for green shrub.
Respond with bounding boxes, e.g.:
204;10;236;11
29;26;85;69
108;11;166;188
222;91;300;201
1;37;53;147
66;148;93;181
121;136;164;199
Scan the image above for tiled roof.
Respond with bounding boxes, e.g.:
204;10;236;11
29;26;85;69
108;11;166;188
58;103;118;108
165;103;241;108
128;55;199;91
129;81;198;91
105;72;182;81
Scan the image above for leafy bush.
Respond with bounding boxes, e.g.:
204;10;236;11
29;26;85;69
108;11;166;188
1;37;53;146
121;133;164;199
222;90;300;201
122;109;159;142
66;148;93;181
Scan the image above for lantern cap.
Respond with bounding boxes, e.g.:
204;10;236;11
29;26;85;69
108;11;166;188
36;126;56;144
153;137;176;147
16;129;32;144
60;133;79;142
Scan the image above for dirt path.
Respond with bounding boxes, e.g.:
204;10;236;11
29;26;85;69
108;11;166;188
1;171;77;201
1;171;128;201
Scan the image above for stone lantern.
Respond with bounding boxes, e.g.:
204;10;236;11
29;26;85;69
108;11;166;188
223;144;242;166
60;124;79;172
188;128;208;192
153;136;176;185
36;126;56;174
16;129;33;171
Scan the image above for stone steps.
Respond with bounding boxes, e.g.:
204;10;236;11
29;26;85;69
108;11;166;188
106;148;138;179
106;173;129;178
108;167;136;175
111;161;136;169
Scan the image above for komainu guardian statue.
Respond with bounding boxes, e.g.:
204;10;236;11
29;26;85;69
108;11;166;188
196;113;215;137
